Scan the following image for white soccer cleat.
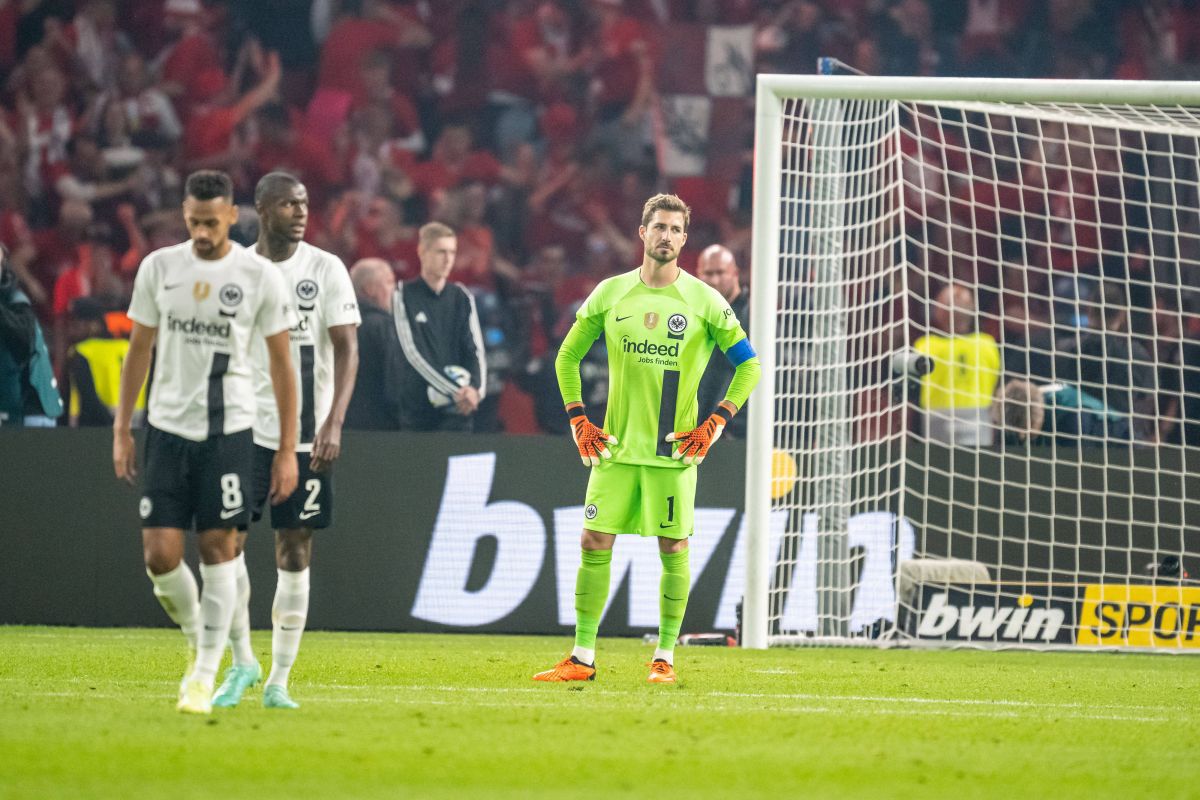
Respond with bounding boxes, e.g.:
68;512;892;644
176;678;213;715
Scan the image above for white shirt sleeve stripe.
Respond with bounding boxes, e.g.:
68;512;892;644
461;284;487;400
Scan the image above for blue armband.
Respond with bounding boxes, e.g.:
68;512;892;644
725;338;756;367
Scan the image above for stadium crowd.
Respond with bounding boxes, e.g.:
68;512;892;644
1;0;1199;438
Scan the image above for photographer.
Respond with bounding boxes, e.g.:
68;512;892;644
0;246;64;427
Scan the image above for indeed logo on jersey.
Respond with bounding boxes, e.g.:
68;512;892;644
622;337;677;356
166;313;231;339
622;336;679;367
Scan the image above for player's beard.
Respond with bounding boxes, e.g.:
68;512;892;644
647;243;676;263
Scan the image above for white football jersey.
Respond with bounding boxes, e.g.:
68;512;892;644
249;241;362;452
128;240;295;441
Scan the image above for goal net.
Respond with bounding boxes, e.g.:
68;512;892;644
743;75;1200;651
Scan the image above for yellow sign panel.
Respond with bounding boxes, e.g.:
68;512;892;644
1077;585;1200;648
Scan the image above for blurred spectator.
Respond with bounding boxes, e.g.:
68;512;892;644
62;295;143;427
433;181;522;291
913;283;1001;446
51;226;126;374
409;125;528;212
30;198;93;311
183;43;281;175
757;0;838;75
14;64;74;212
696;244;749;439
350;47;423;151
392;222;485;432
54;135;143;206
345;257;402;431
0;163;43;305
485;1;587;159
94;52;182;145
155;0;225;119
1055;282;1158;442
993;378;1132;447
252;102;342;203
332;194;421;281
58;0;130;91
316;0;431;101
0;245;63;427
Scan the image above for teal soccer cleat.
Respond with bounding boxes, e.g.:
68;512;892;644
211;662;263;708
263;685;300;709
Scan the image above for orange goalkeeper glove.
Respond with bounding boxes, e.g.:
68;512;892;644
567;403;618;466
666;402;736;465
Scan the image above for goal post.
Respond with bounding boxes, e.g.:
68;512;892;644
744;74;1200;651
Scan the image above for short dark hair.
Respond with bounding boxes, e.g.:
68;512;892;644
640;193;691;231
185;170;234;202
254;171;302;207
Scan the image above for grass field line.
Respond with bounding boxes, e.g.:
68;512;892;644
4;681;1176;724
0;674;1176;715
6;689;1172;723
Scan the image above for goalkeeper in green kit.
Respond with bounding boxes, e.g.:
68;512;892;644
533;194;760;684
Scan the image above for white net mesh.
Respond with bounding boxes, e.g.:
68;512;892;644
751;85;1200;650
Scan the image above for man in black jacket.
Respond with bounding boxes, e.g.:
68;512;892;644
392;222;485;432
345;258;402;430
696;244;750;439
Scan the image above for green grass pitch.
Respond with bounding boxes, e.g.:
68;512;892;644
1;627;1197;799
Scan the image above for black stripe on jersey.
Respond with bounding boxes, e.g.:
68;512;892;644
657;369;680;458
207;352;230;437
299;344;316;444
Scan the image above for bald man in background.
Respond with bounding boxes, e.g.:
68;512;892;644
345;259;402;430
697;244;750;440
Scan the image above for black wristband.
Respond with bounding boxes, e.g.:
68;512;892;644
712;405;734;425
567;405;586;420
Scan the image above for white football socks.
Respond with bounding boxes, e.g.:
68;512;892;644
653;647;674;666
571;646;596;666
266;567;310;689
147;562;200;651
191;560;238;686
227;552;257;666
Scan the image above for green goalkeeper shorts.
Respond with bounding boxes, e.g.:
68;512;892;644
582;461;696;539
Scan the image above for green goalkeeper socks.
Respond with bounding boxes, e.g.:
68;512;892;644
658;550;691;652
573;549;613;650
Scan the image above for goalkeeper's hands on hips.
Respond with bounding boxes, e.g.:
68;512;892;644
567;403;618;466
666;401;737;465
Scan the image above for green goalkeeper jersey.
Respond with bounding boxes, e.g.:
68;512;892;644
556;268;758;468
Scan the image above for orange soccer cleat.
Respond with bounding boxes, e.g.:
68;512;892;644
532;655;596;682
647;659;676;684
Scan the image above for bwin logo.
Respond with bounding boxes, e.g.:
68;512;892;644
916;592;1066;641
